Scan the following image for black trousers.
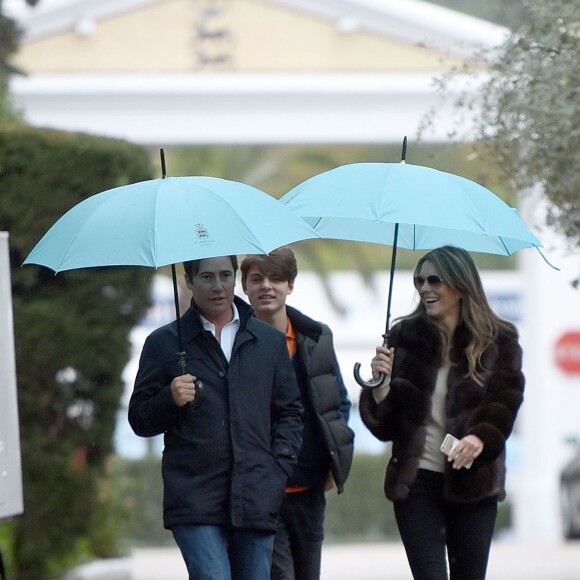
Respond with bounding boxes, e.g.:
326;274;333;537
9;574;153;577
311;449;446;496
393;469;497;580
271;487;326;580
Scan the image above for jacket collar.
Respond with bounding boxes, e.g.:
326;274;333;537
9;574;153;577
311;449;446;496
398;314;472;368
286;305;322;342
180;295;254;342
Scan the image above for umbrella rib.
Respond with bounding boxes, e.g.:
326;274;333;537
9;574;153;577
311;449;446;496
498;236;512;257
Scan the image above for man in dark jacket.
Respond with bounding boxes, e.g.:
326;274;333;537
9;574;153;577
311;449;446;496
129;255;303;580
241;247;354;580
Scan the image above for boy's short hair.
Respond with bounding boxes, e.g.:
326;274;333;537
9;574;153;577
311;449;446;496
240;246;298;286
183;255;238;281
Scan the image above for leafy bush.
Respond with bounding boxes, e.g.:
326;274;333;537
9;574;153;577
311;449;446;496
0;125;154;578
109;451;513;550
325;452;399;541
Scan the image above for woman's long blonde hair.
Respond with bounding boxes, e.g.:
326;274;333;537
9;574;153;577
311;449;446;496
405;246;514;385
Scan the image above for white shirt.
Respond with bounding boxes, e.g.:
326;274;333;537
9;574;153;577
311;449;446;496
199;303;240;362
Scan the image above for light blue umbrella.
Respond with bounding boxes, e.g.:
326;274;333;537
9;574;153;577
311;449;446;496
24;176;319;271
280;143;551;388
280;162;542;256
24;155;319;393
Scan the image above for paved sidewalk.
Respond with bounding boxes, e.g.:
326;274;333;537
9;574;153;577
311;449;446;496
67;541;580;580
317;541;580;580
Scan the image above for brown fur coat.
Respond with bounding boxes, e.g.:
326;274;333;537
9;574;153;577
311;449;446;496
359;314;525;504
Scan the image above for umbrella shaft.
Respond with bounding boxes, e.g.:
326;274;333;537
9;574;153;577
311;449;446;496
384;223;399;336
171;264;186;355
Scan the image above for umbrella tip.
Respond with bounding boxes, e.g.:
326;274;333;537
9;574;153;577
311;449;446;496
401;136;407;163
160;148;167;178
535;247;560;270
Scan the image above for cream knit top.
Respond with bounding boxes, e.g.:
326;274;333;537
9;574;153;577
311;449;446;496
373;365;450;473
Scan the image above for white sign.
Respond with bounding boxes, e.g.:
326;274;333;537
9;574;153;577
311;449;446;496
0;232;24;519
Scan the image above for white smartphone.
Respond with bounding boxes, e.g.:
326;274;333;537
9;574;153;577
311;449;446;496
440;433;473;469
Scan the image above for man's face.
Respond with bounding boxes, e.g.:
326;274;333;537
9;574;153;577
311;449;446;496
243;265;293;317
186;257;236;324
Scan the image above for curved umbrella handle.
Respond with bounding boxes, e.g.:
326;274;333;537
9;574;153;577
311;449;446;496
353;335;389;390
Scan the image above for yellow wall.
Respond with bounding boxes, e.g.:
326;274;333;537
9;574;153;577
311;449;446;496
12;0;464;74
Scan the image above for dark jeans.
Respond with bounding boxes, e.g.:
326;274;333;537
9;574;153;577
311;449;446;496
393;469;497;580
271;488;326;580
172;524;274;580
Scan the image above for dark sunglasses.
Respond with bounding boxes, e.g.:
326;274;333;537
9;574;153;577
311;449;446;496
413;275;444;290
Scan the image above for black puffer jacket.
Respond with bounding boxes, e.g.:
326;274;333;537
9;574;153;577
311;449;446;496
129;296;303;531
359;314;524;504
287;306;355;493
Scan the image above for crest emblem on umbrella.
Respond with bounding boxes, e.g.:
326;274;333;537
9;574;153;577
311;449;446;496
195;224;210;240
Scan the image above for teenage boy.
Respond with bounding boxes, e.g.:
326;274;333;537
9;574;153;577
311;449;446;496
241;247;354;580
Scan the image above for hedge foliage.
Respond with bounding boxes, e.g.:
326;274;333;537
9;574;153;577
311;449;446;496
0;125;155;578
110;452;511;547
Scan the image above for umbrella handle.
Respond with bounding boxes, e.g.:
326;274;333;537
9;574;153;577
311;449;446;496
355;215;399;390
178;351;204;408
191;380;204;408
173;263;202;408
353;335;389;390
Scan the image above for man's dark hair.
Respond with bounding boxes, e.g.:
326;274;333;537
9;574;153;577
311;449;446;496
183;255;239;280
240;246;298;286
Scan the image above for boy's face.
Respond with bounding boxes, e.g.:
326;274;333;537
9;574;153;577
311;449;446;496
243;265;293;317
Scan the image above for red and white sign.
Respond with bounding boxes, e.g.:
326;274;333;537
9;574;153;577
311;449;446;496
554;331;580;375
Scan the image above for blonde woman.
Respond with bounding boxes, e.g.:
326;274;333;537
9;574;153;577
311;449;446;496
360;246;525;580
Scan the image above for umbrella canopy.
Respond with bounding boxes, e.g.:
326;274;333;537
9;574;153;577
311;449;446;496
280;162;542;256
24;176;319;272
280;157;548;388
24;172;319;390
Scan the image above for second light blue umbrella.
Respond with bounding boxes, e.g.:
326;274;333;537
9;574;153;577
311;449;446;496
280;162;542;256
280;160;547;388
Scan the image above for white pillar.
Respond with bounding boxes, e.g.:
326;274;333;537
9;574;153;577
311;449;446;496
512;196;580;542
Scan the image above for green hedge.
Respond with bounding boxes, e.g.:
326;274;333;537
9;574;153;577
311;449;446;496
109;452;512;548
0;125;155;579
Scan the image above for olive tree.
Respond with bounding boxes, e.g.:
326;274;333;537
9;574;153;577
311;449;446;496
477;0;580;251
423;0;580;255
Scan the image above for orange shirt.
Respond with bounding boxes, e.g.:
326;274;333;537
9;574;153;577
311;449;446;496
285;317;297;359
